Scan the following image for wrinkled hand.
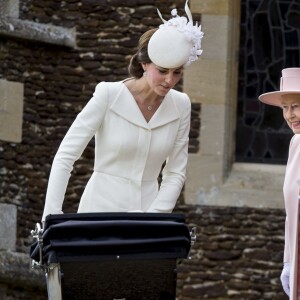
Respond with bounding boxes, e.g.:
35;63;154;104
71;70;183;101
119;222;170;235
280;262;290;297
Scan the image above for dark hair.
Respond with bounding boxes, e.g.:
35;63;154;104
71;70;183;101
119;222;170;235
128;29;157;78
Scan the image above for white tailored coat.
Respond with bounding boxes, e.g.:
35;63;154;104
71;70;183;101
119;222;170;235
42;80;191;221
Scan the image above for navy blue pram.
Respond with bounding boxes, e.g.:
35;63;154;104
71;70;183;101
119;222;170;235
30;212;196;300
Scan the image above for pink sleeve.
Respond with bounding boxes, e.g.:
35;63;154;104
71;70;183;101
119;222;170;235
283;216;290;262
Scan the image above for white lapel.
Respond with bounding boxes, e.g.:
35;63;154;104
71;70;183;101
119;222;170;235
149;91;180;129
110;83;149;129
109;83;180;130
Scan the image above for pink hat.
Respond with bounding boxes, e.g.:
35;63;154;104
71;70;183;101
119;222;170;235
259;68;300;106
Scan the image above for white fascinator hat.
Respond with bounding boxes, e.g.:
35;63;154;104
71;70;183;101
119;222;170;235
148;0;204;69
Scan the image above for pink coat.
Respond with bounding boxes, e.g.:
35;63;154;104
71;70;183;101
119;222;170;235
283;134;300;299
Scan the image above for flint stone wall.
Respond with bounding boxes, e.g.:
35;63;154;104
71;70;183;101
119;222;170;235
174;205;286;300
0;206;286;300
0;0;286;299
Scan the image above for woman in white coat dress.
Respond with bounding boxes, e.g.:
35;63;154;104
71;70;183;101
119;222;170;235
41;1;204;222
259;68;300;299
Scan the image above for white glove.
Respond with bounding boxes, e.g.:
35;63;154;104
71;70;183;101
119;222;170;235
280;262;290;297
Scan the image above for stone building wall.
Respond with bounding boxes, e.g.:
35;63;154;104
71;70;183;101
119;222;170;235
0;0;287;299
174;205;285;300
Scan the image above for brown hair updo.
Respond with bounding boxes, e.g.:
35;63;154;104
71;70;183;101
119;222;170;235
128;28;157;78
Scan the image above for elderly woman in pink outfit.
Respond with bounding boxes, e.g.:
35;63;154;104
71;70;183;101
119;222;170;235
259;68;300;299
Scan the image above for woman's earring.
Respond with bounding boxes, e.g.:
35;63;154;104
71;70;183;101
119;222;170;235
143;71;147;77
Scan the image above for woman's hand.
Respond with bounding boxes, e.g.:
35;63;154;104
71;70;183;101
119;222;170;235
280;262;290;296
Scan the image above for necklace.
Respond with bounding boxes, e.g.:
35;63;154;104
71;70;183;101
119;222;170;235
130;80;163;112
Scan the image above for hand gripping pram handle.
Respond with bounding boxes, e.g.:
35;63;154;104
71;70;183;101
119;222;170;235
30;223;44;270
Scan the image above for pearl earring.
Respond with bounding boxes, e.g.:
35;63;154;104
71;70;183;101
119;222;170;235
143;71;147;77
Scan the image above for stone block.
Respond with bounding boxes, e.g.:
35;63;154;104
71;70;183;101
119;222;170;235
201;14;232;61
184;160;285;209
200;103;227;155
0;204;17;251
0;79;24;143
184;60;228;104
185;153;224;205
191;0;239;16
0;0;19;18
0;18;76;48
183;13;240;105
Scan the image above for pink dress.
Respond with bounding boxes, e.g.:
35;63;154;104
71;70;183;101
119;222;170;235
283;134;300;299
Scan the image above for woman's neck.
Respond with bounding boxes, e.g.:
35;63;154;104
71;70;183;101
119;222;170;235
124;77;164;120
126;77;163;105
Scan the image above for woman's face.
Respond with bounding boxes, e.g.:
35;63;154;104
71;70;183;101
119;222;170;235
281;94;300;134
143;63;183;96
